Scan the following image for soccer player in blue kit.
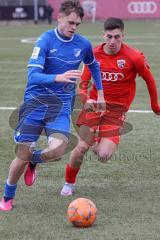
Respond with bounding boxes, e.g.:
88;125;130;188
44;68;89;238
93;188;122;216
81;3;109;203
0;0;105;211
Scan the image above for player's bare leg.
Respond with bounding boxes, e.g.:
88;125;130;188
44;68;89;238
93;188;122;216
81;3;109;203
92;138;117;163
24;133;68;186
0;143;32;211
61;125;95;196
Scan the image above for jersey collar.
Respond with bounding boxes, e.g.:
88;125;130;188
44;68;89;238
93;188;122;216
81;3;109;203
55;28;74;42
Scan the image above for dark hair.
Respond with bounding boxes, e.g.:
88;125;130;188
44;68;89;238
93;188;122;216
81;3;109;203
104;17;124;31
59;0;84;19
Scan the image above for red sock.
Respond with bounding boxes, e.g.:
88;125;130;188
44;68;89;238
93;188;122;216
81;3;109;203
65;164;80;184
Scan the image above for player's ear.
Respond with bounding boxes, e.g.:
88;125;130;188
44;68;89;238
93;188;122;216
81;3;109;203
57;12;64;23
102;31;106;41
121;31;124;39
57;13;61;22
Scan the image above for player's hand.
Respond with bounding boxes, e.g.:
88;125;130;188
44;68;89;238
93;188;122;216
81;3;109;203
152;104;160;115
96;90;106;112
55;70;81;83
83;99;96;111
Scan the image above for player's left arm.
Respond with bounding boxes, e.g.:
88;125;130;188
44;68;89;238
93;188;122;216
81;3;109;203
135;53;160;115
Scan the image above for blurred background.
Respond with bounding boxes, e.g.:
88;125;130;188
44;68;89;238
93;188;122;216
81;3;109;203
0;0;159;23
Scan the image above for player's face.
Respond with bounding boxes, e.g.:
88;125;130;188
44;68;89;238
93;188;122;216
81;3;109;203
103;29;124;55
57;12;81;38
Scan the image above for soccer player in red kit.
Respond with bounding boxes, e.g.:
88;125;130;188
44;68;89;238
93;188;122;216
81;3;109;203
61;17;160;196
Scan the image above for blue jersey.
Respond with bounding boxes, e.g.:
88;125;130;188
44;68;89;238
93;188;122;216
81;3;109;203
25;28;102;104
14;29;103;142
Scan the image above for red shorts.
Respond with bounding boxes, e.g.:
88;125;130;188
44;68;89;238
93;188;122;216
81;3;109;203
76;109;126;145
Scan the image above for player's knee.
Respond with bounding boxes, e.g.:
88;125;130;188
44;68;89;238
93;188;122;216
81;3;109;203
15;144;33;163
97;150;112;163
43;147;65;162
49;150;63;161
15;157;29;168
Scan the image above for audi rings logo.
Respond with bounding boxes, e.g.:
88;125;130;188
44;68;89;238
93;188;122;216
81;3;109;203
128;1;157;14
101;72;124;82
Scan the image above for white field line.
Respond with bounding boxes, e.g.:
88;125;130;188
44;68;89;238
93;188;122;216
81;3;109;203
0;107;153;113
0;107;16;110
20;39;160;46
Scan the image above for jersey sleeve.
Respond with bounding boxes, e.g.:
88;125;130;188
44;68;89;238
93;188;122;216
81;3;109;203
135;52;159;111
82;41;95;65
27;33;57;86
28;33;48;69
134;52;150;76
82;41;102;91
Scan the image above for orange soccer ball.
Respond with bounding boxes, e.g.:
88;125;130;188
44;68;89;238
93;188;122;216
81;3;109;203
67;198;97;228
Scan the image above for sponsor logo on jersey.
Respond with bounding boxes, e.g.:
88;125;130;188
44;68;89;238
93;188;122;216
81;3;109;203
31;47;40;60
117;59;126;69
74;49;81;57
101;72;124;82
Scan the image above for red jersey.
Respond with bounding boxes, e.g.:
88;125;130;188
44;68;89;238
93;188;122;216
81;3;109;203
79;43;159;112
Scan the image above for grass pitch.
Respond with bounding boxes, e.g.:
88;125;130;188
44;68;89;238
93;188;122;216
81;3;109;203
0;20;160;240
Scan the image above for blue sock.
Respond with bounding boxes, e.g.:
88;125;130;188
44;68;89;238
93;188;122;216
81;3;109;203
4;180;17;200
31;150;45;164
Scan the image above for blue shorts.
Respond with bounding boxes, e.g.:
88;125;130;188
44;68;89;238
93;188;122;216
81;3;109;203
14;94;71;144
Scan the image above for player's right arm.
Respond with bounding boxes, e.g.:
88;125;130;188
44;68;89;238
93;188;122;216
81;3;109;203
28;67;81;85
